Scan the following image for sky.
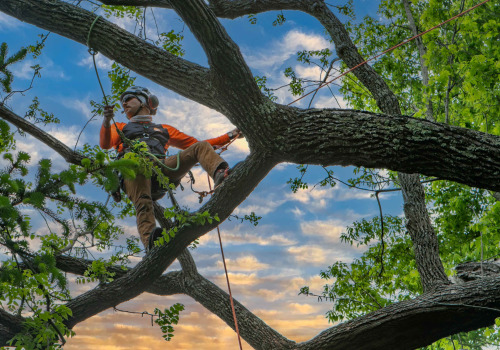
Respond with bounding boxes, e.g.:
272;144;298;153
0;1;406;349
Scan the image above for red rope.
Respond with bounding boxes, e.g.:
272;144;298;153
207;174;244;350
287;0;492;106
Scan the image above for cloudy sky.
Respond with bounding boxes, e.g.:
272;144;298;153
0;1;404;348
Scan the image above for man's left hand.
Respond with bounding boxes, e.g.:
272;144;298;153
228;128;244;139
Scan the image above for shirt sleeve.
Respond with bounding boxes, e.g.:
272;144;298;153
165;125;231;150
100;122;125;150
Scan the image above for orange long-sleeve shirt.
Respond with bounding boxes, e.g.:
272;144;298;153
99;122;231;153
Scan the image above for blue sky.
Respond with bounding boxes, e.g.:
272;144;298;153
0;1;405;348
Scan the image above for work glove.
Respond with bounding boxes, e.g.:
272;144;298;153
103;105;115;120
228;128;244;139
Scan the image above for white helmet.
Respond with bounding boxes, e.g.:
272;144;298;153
120;86;159;115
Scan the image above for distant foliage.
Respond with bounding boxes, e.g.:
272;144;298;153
0;42;27;93
297;0;500;348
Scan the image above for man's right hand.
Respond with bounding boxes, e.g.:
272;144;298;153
103;105;114;120
102;105;114;128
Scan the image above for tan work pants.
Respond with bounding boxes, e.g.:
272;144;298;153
123;141;226;247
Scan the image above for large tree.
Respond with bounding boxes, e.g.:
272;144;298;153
0;0;499;349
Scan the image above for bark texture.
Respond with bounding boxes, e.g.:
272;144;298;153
302;1;450;291
0;0;499;349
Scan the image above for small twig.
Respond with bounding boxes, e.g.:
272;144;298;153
376;191;385;277
113;306;159;326
74;111;98;151
307;58;339;109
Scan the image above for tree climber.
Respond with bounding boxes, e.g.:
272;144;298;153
100;86;241;251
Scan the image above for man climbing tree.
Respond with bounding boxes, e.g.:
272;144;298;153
0;0;499;349
100;86;241;250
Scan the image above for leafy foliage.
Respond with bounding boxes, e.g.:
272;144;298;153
154;303;185;341
156;30;185;57
301;215;417;322
296;1;500;348
101;5;143;20
24;97;60;126
0;43;27;93
254;75;278;101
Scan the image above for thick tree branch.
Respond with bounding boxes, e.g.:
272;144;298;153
0;105;85;165
0;308;24;345
303;2;450;290
0;0;219;111
279;107;500;192
98;0;302;18
295;277;500;350
53;254;185;295
167;0;264;111
52;254;500;350
456;261;500;282
398;173;449;289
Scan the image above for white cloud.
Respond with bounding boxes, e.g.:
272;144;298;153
255;288;286;302
199;226;297;247
290;207;304;218
245;30;330;71
59;96;96;122
233;195;287;216
11;61;36;80
287;244;354;266
295;65;323;80
78;53;113;70
300;219;345;243
217;255;270;272
286;186;374;210
0;13;23;29
285;187;335;211
313;95;348;109
287;245;329;265
12;58;68;81
15;125;86;170
214;272;259;286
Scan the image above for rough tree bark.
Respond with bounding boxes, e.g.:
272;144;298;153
304;0;450;291
0;0;499;349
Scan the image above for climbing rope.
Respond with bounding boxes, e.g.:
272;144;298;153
287;0;493;106
207;173;244;350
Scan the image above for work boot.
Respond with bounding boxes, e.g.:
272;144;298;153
213;167;230;187
147;227;164;252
